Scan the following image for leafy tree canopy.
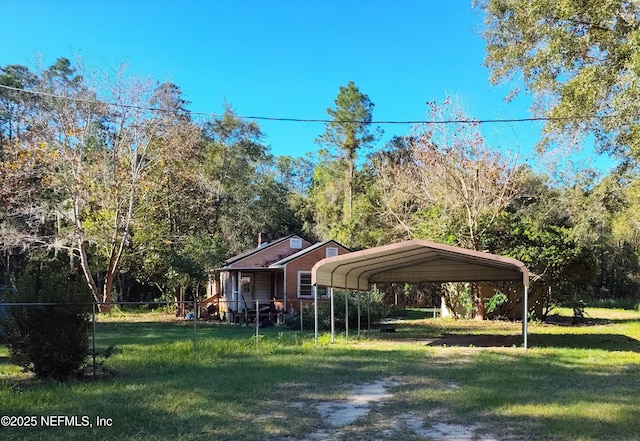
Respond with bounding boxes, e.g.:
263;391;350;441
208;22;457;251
477;0;640;163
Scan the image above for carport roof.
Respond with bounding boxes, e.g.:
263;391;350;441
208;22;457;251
311;239;529;291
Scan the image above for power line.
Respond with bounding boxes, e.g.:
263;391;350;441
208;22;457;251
0;82;602;126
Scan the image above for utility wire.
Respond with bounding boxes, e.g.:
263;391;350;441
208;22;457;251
0;83;605;126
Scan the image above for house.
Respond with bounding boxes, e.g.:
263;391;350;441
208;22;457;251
206;234;350;322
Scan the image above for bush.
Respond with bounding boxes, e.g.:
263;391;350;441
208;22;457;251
4;303;90;380
0;285;20;344
1;253;92;380
286;290;387;331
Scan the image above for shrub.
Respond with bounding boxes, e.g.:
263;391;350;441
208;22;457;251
485;291;508;314
0;285;20;344
1;253;92;380
286;290;386;331
5;303;90;380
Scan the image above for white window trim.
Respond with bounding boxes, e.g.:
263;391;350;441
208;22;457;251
240;273;254;296
326;247;338;258
290;238;303;249
297;271;313;298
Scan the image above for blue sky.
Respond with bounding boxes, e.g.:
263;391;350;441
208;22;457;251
0;0;614;173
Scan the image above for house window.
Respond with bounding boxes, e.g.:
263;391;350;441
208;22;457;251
290;238;303;249
298;271;312;297
326;247;338;258
240;274;254;298
298;271;327;298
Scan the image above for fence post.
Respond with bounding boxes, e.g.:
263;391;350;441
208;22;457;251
92;302;97;376
193;298;197;364
300;299;303;332
256;298;259;351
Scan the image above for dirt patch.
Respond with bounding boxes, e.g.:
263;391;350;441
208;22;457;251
292;378;498;441
423;421;498;441
313;378;400;429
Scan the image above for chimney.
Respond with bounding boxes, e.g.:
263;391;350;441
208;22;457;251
258;232;270;247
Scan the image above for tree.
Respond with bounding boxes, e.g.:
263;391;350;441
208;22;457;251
476;0;640;163
273;154;314;196
121;82;214;301
482;171;599;314
372;99;523;318
374;99;522;250
0;64;39;143
45;62;164;311
368;136;424;242
0;59;175;311
315;81;381;222
308;149;348;241
579;174;640;299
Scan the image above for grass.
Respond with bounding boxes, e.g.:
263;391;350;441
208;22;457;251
0;307;639;440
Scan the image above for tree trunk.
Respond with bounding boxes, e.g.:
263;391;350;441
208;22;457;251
472;283;486;320
77;241;98;297
345;159;354;222
102;275;114;313
176;286;185;317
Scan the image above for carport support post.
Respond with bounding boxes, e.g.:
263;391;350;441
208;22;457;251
523;284;529;350
330;287;335;344
367;289;371;335
312;285;318;347
357;291;361;338
313;285;318;347
345;290;349;338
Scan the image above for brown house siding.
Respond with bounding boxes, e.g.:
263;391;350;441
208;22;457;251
284;243;351;301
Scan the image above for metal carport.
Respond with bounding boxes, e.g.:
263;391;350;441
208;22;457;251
311;240;530;349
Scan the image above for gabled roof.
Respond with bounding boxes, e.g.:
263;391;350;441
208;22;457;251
312;239;529;291
222;234;298;267
270;240;350;267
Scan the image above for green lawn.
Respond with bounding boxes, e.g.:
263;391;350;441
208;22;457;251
1;308;639;440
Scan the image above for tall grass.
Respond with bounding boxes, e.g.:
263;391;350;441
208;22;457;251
0;308;638;440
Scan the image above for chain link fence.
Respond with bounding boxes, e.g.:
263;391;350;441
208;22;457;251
0;296;376;375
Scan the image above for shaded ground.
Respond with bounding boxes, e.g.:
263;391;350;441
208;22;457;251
426;334;521;347
368;310;640;350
